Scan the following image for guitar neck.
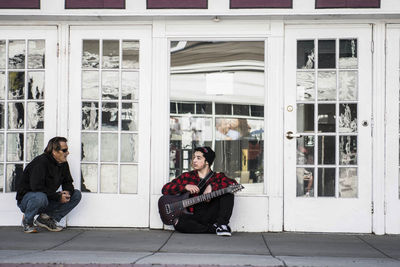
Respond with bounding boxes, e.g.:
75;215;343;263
182;187;229;208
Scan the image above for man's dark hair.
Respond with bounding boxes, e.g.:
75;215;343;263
44;136;68;154
194;146;215;166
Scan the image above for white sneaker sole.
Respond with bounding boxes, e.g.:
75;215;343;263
34;220;63;232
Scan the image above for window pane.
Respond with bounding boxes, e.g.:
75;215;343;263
297;71;315;101
120;133;138;162
101;133;118;162
82;71;98;99
318;136;335;165
120;165;138;194
297;167;314;197
318;104;336;133
81;133;98;162
82;40;99;69
102;40;119;69
27;102;44;129
102;71;119;100
0;71;5;99
339;71;357;101
28;71;45;99
297;136;314;165
339;39;357;69
8;72;25;100
0;40;5;69
8;40;25;69
28;40;45;69
339;103;357;133
102;102;118;131
122;41;139;69
121;71;139;100
81;164;97;193
100;164;118;193
297;104;314;133
8;102;24;129
297;40;314;69
318;40;336;69
339;167;357;198
7;133;24;161
318;168;335;197
317;71;336;101
26;132;43;161
6;164;22;192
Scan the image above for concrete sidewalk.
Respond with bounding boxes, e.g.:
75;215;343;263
0;227;399;267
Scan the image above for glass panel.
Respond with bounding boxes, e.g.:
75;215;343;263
318;136;335;165
28;40;45;69
297;40;315;69
0;71;5;99
339;103;357;133
82;71;98;99
196;102;212;115
0;164;3;192
27;102;44;129
0;103;4;129
82;102;99;130
317;71;336;101
215;103;231;115
120;165;138;194
297;136;314;165
318;40;336;69
82;40;99;69
318;168;335;197
8;40;25;69
339;136;357;165
121;133;138;162
318;104;336;132
7;133;24;161
8;72;25;100
178;103;195;114
81;164;97;193
296;167;314;197
233;105;249;116
121;71;139;100
8;102;24;129
296;71;315;101
102;102;118;131
170;116;213;144
100;164;118;193
6;164;23;192
170;102;177;114
121;103;138;131
0;133;3;161
28;71;45;99
122;41;139;69
81;133;98;162
101;133;118;162
102;71;119;100
250;105;263;117
102;40;119;69
339;71;357;101
26;132;43;161
0;40;5;69
339;167;358;198
339;39;357;69
297;104;314;133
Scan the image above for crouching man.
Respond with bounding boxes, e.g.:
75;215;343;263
16;137;81;233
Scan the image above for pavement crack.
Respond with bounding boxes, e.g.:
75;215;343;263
42;229;85;251
356;235;399;261
262;234;287;267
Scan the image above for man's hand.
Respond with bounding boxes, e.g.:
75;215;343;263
60;191;71;203
203;184;212;202
185;184;200;194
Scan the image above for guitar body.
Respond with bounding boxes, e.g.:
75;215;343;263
158;192;191;225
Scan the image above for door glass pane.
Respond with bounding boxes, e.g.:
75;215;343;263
102;40;119;69
339;136;357;165
28;40;45;69
0;72;6;99
82;71;99;99
8;72;25;99
26;132;43;162
297;135;314;165
102;102;118;130
122;41;139;69
101;71;119;99
297;71;315;101
81;164;97;193
28;71;45;99
7;133;23;161
81;133;98;162
120;133;138;162
318;40;335;69
297;104;314;133
318;104;335;132
297;40;314;69
100;164;118;193
317;71;336;100
0;40;5;69
120;165;138;194
170;41;265;192
297;167;314;197
8;103;24;129
82;102;99;130
8;40;25;69
318;168;335;197
339;103;357;133
339;39;357;69
339;167;357;198
82;40;99;69
339;71;357;100
6;164;22;192
318;136;335;165
122;71;139;100
101;133;118;162
27;102;44;129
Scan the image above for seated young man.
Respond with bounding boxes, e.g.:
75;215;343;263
162;146;237;236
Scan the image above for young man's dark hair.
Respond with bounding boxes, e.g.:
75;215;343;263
193;146;216;166
44;136;68;154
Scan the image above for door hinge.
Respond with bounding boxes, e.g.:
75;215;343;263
57;43;60;58
371;202;374;214
371;40;374;54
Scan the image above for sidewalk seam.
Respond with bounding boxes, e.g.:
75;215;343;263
262;233;288;267
356;236;400;261
42;229;86;251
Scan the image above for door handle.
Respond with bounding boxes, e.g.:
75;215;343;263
286;131;302;140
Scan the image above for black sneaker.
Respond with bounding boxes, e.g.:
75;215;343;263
215;224;231;237
34;214;63;232
22;219;37;233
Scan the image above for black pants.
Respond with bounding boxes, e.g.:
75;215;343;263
174;193;234;233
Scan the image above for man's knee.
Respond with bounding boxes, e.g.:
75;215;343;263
29;192;48;209
71;189;82;202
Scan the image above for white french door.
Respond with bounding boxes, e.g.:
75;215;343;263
385;25;400;234
284;25;372;232
0;26;58;225
68;26;152;227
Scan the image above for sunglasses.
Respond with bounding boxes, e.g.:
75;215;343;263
60;148;69;153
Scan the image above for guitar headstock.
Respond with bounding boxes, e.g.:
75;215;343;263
229;184;244;193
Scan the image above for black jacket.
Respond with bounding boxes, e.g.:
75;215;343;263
16;153;75;204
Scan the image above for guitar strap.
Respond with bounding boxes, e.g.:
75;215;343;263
197;171;214;191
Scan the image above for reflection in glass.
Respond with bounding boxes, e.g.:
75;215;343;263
121;103;138;131
318;136;335;165
339;136;357;165
81;164;98;193
339;103;357;133
0;164;3;192
0;103;4;129
82;40;99;69
8;72;25;99
0;133;3;161
297;167;314;197
339;167;357;198
82;102;98;130
101;133;118;162
26;132;43;161
6;164;23;192
122;41;139;69
7;133;24;161
215;103;231;115
28;40;45;69
27;102;44;129
196;102;212;115
9;40;25;69
102;102;118;130
318;168;335;197
318;40;336;69
233;105;249;116
100;164;118;193
297;40;314;69
102;71;119;99
178;102;195;114
0;72;5;99
122;71;139;100
339;71;357;101
297;104;314;133
81;133;98;162
120;165;138;194
339;39;357;69
28;72;45;99
318;104;335;132
8;102;24;129
170;116;213;143
297;136;314;165
82;71;98;99
318;71;336;100
103;40;119;69
297;71;315;101
0;40;5;69
121;133;138;162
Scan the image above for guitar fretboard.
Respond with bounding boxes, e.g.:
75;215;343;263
182;187;230;208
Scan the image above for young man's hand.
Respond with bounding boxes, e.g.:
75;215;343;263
60;191;71;203
185;184;200;194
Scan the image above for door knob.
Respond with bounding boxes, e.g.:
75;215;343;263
286;131;302;140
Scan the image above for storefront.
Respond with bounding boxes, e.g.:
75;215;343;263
0;0;398;234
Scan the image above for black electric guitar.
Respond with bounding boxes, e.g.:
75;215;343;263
158;184;244;225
